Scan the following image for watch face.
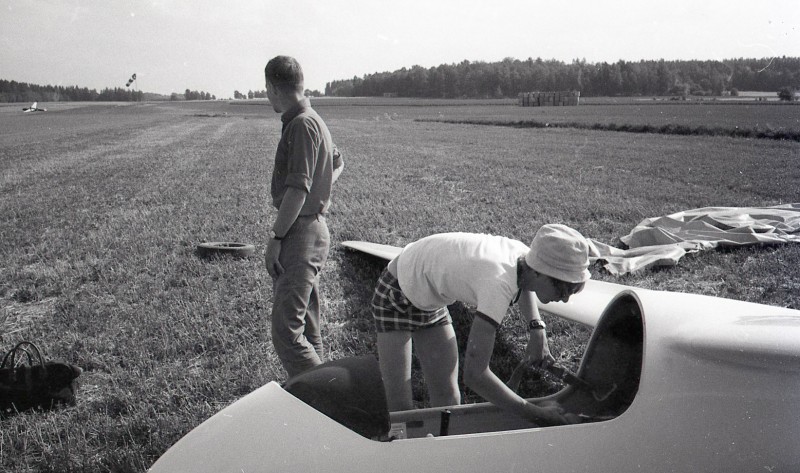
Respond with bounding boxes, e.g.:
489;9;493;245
529;320;546;330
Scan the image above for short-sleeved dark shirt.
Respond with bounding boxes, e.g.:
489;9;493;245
271;98;342;216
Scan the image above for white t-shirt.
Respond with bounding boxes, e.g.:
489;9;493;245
394;233;529;325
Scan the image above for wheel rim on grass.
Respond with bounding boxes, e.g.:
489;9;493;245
196;242;256;258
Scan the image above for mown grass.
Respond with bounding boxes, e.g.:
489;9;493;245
1;99;798;471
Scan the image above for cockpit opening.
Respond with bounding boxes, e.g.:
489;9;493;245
284;291;644;440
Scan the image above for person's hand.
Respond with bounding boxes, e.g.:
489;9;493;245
523;403;581;426
507;331;556;391
265;239;284;278
524;328;555;368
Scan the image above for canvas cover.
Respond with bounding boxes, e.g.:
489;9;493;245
589;203;800;275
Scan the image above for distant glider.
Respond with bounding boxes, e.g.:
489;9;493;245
22;102;46;112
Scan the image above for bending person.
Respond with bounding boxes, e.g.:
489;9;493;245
371;224;590;426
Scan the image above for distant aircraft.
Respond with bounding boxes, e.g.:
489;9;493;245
22;102;46;112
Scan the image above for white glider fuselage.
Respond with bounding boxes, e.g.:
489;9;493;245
150;241;800;472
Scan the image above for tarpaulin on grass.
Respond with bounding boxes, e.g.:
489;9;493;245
588;203;800;275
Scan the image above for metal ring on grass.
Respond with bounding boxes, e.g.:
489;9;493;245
196;242;256;258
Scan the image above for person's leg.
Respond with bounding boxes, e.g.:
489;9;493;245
303;278;324;361
304;217;329;362
270;271;321;378
376;330;414;412
412;323;461;407
269;216;329;378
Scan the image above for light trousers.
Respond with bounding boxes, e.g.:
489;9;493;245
270;214;330;378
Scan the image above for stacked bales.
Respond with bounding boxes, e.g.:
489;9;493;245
518;91;580;106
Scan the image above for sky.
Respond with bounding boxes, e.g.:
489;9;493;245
2;0;799;99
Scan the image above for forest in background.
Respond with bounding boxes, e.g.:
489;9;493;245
0;80;216;103
324;57;800;99
3;57;798;103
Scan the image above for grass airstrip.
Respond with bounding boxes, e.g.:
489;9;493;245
1;97;798;471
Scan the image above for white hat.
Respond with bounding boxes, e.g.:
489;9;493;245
525;224;591;283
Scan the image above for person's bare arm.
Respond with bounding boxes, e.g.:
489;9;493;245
517;291;555;366
462;314;568;426
331;148;344;184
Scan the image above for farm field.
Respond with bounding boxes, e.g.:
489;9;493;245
302;96;800;133
1;98;799;471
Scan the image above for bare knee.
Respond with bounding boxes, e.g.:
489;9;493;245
428;383;461;407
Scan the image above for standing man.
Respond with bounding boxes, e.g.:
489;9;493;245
264;55;344;378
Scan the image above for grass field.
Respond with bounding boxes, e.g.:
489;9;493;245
1;99;799;471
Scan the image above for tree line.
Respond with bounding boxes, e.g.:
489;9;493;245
5;56;797;103
234;89;323;100
176;89;216;101
0;80;144;103
324;57;800;99
0;80;216;103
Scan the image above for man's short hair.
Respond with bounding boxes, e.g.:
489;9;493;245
265;56;304;94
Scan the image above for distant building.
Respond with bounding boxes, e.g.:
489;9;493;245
383;92;398;98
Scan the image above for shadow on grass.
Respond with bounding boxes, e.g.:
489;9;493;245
334;250;385;352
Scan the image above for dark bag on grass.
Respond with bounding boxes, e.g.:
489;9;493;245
0;341;82;416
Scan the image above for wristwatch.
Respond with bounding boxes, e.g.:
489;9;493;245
528;319;547;331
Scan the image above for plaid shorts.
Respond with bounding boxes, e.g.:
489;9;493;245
371;267;451;333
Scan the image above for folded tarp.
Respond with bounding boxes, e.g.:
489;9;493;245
589;204;800;275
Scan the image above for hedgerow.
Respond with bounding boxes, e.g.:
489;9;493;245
416;118;800;142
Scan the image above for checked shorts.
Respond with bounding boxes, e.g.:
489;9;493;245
371;267;451;333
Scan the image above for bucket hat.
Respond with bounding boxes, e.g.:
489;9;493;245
525;224;591;283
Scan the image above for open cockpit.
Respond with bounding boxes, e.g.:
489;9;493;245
390;291;644;438
283;291;644;440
